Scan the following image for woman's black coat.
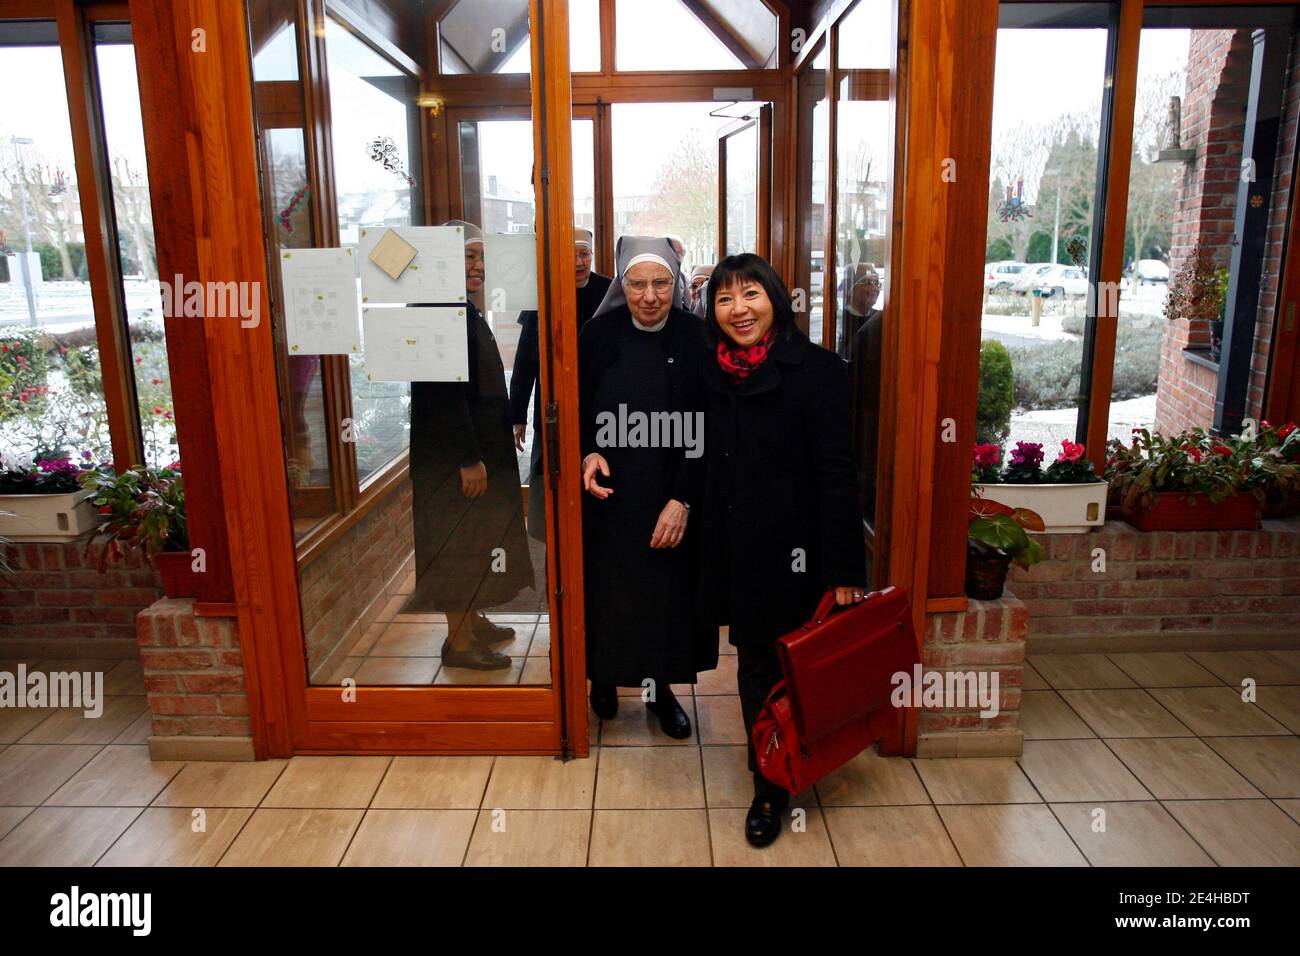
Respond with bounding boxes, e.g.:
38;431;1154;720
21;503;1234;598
697;325;867;646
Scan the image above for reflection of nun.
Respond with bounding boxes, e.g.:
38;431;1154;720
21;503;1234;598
404;220;536;671
579;236;716;734
665;233;692;312
835;263;882;361
687;264;714;318
841;263;883;524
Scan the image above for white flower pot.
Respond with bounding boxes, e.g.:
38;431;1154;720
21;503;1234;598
973;481;1109;533
0;490;100;541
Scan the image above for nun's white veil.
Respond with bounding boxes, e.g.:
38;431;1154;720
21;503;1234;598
592;235;682;319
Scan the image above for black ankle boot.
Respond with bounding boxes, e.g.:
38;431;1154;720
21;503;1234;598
745;777;789;847
590;683;618;719
645;688;691;739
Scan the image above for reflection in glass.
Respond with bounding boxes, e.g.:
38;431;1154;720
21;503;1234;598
615;0;777;71
724;123;758;256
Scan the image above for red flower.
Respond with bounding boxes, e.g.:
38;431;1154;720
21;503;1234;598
1057;440;1086;464
1280;423;1296;439
1212;444;1233;457
1188;446;1203;462
153;406;164;415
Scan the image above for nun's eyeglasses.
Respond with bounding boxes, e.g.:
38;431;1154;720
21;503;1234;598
623;277;674;295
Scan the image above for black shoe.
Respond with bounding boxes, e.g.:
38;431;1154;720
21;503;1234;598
590;683;618;720
470;613;515;643
440;637;511;670
745;793;789;847
645;690;692;739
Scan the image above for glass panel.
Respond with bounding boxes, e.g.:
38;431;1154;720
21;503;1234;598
0;22;110;462
323;16;422;484
92;26;177;468
798;40;829;344
977;6;1109;456
723;123;758;255
437;0;532;75
1115;13;1297;440
616;0;777;71
838;0;893;69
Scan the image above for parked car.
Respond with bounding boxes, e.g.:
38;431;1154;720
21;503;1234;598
1129;258;1169;288
1032;265;1089;298
1011;263;1055;295
984;260;1029;292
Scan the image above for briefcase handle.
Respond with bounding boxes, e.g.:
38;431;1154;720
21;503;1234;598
802;585;899;629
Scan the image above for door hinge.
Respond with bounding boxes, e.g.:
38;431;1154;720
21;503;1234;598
545;400;561;479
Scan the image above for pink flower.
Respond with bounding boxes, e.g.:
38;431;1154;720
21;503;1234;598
972;442;1001;468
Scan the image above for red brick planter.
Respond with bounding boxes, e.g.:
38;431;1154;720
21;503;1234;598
1123;492;1260;531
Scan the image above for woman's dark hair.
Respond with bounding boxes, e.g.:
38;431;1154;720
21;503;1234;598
704;253;801;345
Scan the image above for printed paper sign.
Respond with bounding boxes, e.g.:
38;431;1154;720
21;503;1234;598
279;247;361;355
362;306;469;382
359;225;467;305
484;233;539;311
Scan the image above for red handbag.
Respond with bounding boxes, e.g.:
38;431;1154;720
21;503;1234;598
752;586;919;794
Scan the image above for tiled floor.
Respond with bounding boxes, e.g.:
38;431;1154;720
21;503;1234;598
0;649;1297;866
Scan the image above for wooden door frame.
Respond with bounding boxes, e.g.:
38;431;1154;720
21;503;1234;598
716;106;772;260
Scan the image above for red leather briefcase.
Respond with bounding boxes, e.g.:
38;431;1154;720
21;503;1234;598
752;586;919;794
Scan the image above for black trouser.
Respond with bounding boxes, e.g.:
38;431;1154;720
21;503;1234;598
736;639;789;801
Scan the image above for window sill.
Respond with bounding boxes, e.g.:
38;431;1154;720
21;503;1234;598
1182;347;1219;373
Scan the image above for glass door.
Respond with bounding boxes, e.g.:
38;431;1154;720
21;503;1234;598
716;105;772;260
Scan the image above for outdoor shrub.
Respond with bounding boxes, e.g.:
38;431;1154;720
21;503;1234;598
977;339;1014;444
1011;323;1160;408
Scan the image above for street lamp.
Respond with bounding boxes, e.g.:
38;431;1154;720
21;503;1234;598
9;136;38;328
1043;167;1062;266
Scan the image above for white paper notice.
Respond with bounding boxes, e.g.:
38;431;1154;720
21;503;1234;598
362;307;470;382
359;225;467;305
484;233;538;311
279;248;361;354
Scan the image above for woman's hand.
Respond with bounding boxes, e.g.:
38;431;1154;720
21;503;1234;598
582;453;613;499
512;424;526;451
834;586;866;606
460;461;488;498
650;499;688;549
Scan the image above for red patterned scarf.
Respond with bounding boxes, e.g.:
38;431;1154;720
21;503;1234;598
716;327;776;384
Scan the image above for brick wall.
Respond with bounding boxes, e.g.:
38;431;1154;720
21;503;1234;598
1156;29;1300;434
917;594;1027;757
0;541;161;659
1008;520;1300;643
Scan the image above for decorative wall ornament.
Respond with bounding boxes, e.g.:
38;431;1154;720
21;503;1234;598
366;135;415;186
996;176;1032;223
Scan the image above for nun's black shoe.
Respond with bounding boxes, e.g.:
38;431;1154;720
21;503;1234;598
440;637;511;670
470;613;515;643
745;794;788;847
590;683;618;719
645;691;692;739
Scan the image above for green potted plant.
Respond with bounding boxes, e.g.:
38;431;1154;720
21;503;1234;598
0;452;103;540
77;462;197;597
966;496;1047;600
1240;421;1299;519
1105;427;1259;531
972;439;1108;533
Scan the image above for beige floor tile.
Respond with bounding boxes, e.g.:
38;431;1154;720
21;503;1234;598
103;659;145;696
1051;801;1214;866
1147;686;1291;737
112;711;153;746
1162;800;1300;866
351;657;438;685
1188;650;1300;686
96;807;253;866
261;755;391;809
1018;740;1152;802
1276;799;1300;825
595;746;705;809
1019;690;1097;740
1106;652;1222;688
1254;685;1300;734
345;622;386;657
912;757;1041;805
0;744;102;805
520;657;551;684
1059;689;1194;738
816;747;930;806
369;621;449;657
47;745;184;807
1030;654;1138;689
218;808;362;866
1021;660;1049;691
1107;737;1261;800
375;594;406;621
372;755;493;809
694;694;748;745
0;806;140;866
321;657;362;685
695;655;739;695
154;760;289;808
483;751;596;809
435;658;525;685
588;809;712;866
709;806;837;866
599;696;697;746
939;804;1088;866
1203;736;1300;798
823;805;963;866
528;624;551;658
463;809;590;866
341;809;476;866
0;807;33;841
700;745;817;809
0;706;59;744
18;696;148;745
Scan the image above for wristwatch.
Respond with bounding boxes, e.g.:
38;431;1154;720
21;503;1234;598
681;501;691;511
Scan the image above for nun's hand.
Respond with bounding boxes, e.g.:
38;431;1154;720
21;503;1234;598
651;499;688;549
460;461;487;498
582;453;612;499
512;424;526;451
834;586;866;606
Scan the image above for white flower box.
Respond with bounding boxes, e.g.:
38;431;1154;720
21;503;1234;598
973;481;1109;534
0;490;100;541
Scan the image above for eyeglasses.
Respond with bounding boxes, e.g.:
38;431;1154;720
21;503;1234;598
623;277;674;295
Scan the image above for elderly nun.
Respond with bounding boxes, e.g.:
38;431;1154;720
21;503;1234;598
404;219;535;671
687;264;714;317
578;235;716;737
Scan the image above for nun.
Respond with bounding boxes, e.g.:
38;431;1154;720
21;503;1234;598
665;233;693;312
687;264;714;317
578;235;716;737
510;227;612;541
834;263;882;361
838;263;884;521
404;220;536;671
